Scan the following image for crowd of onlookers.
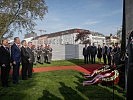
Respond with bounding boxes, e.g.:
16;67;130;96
83;42;121;66
0;37;52;87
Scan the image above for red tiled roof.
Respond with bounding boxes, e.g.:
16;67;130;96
33;28;105;39
105;36;119;39
47;28;90;38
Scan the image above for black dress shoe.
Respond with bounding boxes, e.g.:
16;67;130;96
2;84;6;87
6;84;10;87
22;78;27;80
47;62;51;64
28;76;32;78
2;85;9;88
13;81;19;84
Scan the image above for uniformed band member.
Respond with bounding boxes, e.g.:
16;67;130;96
40;45;45;64
47;45;52;64
35;44;53;64
32;45;38;65
37;46;40;62
37;46;43;64
0;39;11;87
44;44;48;63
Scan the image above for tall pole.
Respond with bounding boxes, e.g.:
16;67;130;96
119;0;126;89
121;0;126;53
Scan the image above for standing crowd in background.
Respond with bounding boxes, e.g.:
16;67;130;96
0;37;52;87
83;42;121;66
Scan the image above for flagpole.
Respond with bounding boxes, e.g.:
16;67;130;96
118;0;126;90
121;0;126;53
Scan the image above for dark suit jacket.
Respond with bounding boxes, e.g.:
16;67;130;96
27;47;35;63
83;47;88;56
11;43;21;63
0;46;11;66
21;46;30;64
102;46;108;55
87;46;91;54
90;46;97;56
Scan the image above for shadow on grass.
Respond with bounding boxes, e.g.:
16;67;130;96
74;74;125;100
38;90;61;100
0;91;27;100
59;82;85;100
0;74;39;100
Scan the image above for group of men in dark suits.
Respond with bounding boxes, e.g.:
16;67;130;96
0;37;34;87
83;43;97;64
83;43;121;65
21;40;34;80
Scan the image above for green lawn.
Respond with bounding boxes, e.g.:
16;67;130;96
0;70;125;100
34;59;84;67
33;59;102;67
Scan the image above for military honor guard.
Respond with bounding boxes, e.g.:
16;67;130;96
47;45;53;64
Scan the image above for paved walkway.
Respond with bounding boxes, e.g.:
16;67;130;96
0;64;104;75
32;64;104;74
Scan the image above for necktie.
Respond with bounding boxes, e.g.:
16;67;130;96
5;47;9;51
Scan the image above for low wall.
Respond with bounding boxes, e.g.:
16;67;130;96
50;44;84;60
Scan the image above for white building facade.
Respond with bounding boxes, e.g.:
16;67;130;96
47;32;78;45
47;29;106;47
32;29;106;47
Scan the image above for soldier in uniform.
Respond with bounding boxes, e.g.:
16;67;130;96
37;46;42;64
32;45;37;65
37;46;39;62
43;44;48;63
40;45;45;64
47;45;52;64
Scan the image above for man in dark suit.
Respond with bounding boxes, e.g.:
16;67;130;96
11;37;21;84
87;43;91;62
83;44;89;64
113;43;121;66
107;45;112;65
0;39;11;87
21;40;30;80
90;43;97;64
102;43;107;64
27;42;34;78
